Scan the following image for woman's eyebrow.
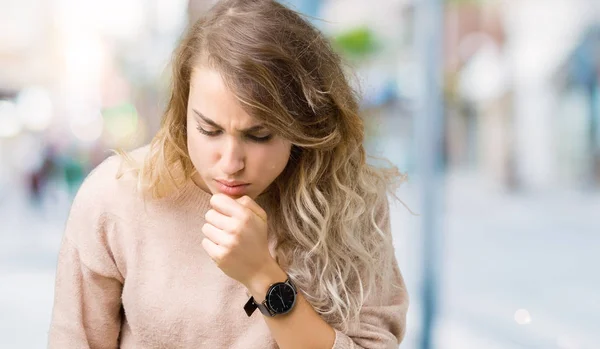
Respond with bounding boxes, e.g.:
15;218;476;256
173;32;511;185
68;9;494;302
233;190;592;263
193;109;265;133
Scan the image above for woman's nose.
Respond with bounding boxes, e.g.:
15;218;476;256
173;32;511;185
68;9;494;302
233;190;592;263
219;137;245;175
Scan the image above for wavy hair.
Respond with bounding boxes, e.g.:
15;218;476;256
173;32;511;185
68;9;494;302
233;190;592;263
123;0;406;331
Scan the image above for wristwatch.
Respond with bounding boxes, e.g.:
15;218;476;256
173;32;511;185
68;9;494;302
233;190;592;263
244;276;297;317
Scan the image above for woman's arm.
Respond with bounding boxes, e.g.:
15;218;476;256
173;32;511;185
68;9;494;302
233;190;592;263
48;235;123;349
247;252;407;349
247;194;408;349
246;262;336;349
48;169;124;349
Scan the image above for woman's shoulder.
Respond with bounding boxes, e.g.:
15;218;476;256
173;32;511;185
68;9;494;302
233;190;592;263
73;145;150;212
62;146;150;268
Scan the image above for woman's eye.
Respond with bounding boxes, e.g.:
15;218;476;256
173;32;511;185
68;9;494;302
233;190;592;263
196;124;272;143
247;134;273;143
196;126;221;137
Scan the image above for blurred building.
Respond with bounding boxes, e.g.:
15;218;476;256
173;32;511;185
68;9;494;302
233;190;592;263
443;0;600;192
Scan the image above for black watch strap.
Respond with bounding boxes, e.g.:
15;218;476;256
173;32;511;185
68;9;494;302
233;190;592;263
243;295;274;317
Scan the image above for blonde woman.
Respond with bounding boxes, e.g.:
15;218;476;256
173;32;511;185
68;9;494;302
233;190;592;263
48;0;409;348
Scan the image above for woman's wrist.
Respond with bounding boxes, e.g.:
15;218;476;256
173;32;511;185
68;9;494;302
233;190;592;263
245;259;288;303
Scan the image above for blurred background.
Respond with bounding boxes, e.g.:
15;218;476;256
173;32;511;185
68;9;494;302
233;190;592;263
1;0;599;348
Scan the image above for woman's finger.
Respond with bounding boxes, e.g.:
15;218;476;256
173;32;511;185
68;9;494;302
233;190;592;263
235;195;267;222
201;223;232;246
201;237;226;264
210;194;247;218
205;208;236;232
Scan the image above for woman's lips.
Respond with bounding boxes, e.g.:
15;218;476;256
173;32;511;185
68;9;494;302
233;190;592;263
214;180;250;196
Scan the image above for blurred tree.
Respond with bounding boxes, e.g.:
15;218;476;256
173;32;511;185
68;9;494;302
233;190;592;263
332;26;380;61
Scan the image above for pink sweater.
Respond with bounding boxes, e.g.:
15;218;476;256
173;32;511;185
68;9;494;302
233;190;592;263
48;147;408;348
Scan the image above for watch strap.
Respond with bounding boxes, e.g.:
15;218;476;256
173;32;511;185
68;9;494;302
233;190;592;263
257;300;275;316
244;296;273;317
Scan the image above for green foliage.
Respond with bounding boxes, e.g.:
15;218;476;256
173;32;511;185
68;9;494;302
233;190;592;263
332;26;379;60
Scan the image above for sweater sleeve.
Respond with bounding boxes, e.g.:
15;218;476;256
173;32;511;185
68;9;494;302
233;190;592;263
48;165;125;349
331;195;409;349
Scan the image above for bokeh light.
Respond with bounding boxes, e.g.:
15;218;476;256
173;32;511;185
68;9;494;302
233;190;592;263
514;309;532;325
69;110;104;143
16;87;54;132
0;100;22;138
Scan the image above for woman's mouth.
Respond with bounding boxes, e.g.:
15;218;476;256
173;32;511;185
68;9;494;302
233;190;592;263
214;180;250;196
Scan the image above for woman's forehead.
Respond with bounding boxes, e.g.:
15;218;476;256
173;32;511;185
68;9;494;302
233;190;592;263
189;67;229;99
188;68;262;128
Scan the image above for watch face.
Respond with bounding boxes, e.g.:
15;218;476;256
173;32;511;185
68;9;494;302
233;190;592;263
266;282;296;314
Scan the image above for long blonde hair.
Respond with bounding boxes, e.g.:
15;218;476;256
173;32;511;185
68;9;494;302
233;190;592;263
127;0;406;331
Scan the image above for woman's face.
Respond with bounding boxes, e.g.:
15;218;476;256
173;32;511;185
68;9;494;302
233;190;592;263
186;67;292;199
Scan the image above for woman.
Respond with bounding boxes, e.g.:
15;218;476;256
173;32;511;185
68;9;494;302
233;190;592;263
48;0;409;348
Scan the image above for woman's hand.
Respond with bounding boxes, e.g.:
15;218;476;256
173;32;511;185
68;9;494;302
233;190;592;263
202;193;278;288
